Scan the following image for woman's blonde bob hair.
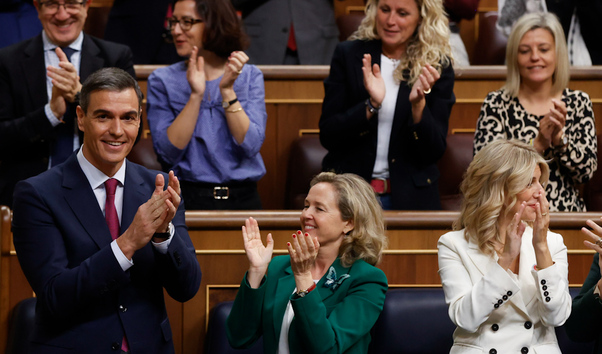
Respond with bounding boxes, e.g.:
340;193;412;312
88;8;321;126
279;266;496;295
350;0;452;86
453;139;549;255
504;12;569;97
310;172;387;267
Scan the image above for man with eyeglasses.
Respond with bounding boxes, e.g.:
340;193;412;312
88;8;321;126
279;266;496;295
0;0;135;208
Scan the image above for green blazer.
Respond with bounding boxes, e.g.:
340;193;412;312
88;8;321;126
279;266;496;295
564;253;602;352
226;255;388;353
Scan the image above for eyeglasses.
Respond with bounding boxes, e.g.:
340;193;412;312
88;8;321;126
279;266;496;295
166;17;203;31
39;0;86;14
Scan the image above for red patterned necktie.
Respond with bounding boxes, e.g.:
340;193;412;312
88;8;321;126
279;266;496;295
104;178;120;240
104;178;129;352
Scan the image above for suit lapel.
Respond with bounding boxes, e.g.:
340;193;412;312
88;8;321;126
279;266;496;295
316;258;351;303
23;35;49;109
273;265;296;342
62;154;112;249
466;236;531;317
466;239;495;276
121;161;151;232
79;35;103;83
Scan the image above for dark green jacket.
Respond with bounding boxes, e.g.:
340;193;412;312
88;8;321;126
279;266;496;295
226;255;387;353
565;253;602;352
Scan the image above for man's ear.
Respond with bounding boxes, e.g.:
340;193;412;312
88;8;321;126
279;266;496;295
76;106;85;131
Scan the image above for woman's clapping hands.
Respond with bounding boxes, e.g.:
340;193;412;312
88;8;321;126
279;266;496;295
242;217;273;288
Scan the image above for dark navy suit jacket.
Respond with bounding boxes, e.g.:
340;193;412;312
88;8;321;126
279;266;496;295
12;154;202;353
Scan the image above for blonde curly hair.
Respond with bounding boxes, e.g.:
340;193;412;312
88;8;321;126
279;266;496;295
310;172;388;267
350;0;452;86
453;139;549;255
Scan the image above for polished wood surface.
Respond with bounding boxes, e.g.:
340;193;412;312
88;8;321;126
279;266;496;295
1;206;600;353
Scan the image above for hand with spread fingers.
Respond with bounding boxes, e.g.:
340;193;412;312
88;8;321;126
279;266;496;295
498;202;527;270
532;192;554;269
532;192;550;241
187;46;206;98
361;53;385;118
287;230;320;295
242;217;274;288
582;217;602;292
287;230;320;275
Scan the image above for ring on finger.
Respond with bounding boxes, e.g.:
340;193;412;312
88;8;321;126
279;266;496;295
237;69;243;74
423;88;431;94
541;212;548;216
596;238;602;247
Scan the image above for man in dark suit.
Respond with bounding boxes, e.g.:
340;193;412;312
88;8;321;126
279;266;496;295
12;67;202;353
0;0;135;207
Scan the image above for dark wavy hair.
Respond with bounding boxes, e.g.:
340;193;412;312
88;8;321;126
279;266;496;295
176;0;249;58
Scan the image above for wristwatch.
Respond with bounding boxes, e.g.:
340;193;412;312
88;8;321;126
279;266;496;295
222;98;238;109
295;283;316;298
152;222;173;242
554;133;568;149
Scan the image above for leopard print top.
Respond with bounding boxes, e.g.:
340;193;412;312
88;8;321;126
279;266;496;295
474;88;597;212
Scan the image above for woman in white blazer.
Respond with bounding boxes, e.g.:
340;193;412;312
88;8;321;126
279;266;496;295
438;139;571;354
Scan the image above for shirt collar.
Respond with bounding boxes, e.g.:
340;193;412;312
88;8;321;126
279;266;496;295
77;146;126;190
42;30;84;52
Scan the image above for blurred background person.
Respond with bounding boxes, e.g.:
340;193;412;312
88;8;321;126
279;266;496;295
445;0;479;67
565;217;602;351
474;12;597;212
320;0;455;210
0;0;42;48
497;0;602;65
231;0;339;64
227;172;388;353
147;0;267;210
439;139;571;354
105;0;184;64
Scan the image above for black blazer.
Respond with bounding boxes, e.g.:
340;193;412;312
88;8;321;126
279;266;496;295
0;33;135;206
320;40;455;210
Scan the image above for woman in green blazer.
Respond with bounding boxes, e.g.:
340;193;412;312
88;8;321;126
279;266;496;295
227;172;388;353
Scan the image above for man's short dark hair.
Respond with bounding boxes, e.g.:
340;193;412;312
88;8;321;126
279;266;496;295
80;67;143;113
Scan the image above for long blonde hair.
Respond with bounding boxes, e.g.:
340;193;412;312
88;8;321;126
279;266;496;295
310;172;387;266
350;0;452;86
453;140;549;255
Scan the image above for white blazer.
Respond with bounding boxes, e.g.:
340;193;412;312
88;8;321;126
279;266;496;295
438;227;571;354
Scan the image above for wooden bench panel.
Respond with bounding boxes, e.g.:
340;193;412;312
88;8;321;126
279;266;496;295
1;206;600;352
